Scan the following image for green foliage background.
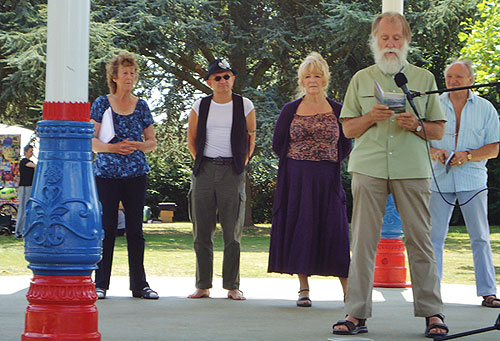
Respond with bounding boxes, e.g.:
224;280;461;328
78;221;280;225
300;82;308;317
3;0;500;224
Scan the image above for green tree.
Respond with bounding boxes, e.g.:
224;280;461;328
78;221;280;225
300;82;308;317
406;0;481;87
0;1;47;128
0;0;483;223
459;0;500;100
0;0;129;129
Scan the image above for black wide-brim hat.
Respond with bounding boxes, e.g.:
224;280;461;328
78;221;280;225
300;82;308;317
205;58;236;80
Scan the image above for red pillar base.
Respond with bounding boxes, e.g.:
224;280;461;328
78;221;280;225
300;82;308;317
373;238;412;288
22;275;100;340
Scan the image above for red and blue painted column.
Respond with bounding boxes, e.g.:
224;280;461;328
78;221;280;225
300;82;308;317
22;1;102;339
373;194;411;288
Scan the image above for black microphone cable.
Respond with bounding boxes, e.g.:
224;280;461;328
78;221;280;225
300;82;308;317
394;72;489;208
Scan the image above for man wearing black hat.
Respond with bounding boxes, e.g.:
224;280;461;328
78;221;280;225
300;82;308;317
187;59;256;300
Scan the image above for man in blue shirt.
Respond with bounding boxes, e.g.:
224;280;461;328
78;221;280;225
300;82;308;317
430;60;500;308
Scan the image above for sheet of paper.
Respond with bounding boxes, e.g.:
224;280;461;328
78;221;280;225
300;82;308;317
97;107;115;143
374;80;405;113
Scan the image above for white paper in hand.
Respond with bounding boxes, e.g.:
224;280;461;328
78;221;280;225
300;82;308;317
97;107;115;143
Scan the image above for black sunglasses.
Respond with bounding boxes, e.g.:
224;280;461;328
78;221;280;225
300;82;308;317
213;74;231;82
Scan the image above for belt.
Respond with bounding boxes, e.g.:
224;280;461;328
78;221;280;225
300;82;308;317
203;156;233;165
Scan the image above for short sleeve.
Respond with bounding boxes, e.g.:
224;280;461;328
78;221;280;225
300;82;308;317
484;101;500;145
90;96;109;123
192;99;202;116
340;73;363;120
243;97;255;117
138;99;154;129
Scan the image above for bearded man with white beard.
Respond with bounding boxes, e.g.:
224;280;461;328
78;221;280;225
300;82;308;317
332;12;450;339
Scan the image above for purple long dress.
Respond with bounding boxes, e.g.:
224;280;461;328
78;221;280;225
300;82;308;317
267;97;352;277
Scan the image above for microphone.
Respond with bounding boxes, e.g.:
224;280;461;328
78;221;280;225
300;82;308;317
394;72;421;119
394;72;412;100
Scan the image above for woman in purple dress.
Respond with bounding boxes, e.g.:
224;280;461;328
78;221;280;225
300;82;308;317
268;52;352;307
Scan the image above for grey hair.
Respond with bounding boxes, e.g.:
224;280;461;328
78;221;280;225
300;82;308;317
371;12;411;42
444;60;475;79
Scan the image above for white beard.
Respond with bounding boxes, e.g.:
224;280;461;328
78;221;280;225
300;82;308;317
371;39;409;75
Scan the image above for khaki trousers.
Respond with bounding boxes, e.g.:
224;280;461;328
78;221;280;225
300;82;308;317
189;161;246;290
345;173;443;318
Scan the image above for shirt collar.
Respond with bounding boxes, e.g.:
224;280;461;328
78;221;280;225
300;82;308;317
443;89;476;104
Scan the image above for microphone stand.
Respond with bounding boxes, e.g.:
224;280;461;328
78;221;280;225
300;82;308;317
434;313;500;340
402;87;422;121
412;81;500;98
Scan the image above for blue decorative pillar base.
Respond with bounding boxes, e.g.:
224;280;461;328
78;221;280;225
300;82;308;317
22;120;103;339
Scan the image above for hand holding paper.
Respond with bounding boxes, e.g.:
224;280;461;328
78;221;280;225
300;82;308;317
374;80;406;113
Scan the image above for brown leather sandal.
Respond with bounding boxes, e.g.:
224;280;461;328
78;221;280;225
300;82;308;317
425;313;449;338
332;317;367;335
482;295;500;308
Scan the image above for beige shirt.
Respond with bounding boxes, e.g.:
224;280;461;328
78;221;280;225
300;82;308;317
340;63;446;179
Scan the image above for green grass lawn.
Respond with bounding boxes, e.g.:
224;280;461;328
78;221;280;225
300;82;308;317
1;223;499;286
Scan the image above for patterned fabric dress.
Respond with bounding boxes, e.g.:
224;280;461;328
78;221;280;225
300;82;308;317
268;111;351;277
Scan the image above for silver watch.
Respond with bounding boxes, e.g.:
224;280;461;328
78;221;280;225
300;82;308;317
414;122;422;132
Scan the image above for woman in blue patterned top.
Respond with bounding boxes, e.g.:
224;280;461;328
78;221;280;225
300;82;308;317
90;52;158;300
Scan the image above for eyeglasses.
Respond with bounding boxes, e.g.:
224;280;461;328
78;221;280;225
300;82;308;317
213;74;231;82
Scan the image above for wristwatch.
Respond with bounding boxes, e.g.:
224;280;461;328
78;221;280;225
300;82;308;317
414;121;422;132
466;151;472;160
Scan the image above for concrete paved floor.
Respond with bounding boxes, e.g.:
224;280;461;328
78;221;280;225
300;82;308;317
1;276;499;340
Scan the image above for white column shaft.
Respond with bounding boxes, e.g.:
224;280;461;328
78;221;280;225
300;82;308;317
382;0;404;14
45;0;90;103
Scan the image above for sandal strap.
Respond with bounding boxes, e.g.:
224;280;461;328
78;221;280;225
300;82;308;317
425;314;449;334
332;319;368;333
333;320;356;332
426;313;445;324
484;295;500;304
333;317;366;330
343;315;366;326
425;322;449;334
141;287;158;298
298;289;309;293
143;287;157;294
